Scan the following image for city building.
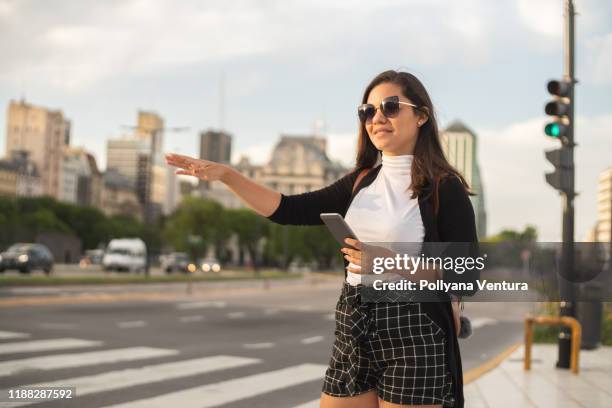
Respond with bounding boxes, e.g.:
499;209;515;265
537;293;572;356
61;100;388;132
440;121;488;240
198;130;232;192
4;99;71;198
203;135;348;208
135;110;164;156
100;169;143;221
106;137;150;188
594;167;612;242
59;147;102;207
0;150;42;198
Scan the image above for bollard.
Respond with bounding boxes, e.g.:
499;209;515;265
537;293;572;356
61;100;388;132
524;315;582;374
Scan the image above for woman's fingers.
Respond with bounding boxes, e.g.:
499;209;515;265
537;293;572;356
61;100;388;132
346;263;362;274
344;238;361;250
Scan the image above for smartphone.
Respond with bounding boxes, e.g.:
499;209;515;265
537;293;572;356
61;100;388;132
320;213;359;247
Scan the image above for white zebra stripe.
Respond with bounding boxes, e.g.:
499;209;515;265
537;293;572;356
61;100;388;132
176;301;226;310
300;336;324;345
1;355;260;406
0;331;30;340
0;338;102;355
0;347;177;377
102;363;327;408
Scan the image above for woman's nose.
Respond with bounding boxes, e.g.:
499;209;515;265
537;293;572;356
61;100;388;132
372;108;388;124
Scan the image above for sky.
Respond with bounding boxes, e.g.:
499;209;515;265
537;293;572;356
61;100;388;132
0;0;610;241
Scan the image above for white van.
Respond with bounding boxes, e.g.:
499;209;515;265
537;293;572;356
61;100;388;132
102;238;147;273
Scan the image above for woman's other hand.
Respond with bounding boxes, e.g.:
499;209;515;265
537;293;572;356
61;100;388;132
341;238;396;274
165;153;231;182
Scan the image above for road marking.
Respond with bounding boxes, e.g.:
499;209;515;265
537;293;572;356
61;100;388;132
0;331;30;340
0;338;102;355
292;399;320;408
39;322;77;329
117;320;147;329
290;305;314;311
102;363;327;408
1;355;261;406
176;301;227;310
470;317;498;330
323;313;335;321
0;347;177;377
227;312;246;319
179;315;204;323
301;336;324;345
242;342;275;349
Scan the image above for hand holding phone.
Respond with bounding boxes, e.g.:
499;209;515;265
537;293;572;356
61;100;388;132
320;213;358;247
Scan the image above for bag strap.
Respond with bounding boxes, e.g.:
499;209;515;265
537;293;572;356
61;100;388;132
352;168;372;194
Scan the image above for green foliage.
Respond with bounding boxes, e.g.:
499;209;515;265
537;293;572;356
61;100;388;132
484;225;538;243
0;194;345;270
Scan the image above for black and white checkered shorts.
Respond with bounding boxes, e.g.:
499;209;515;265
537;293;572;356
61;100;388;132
322;282;455;406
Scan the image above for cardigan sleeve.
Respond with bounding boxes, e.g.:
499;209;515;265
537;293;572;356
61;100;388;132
265;169;360;226
437;175;480;297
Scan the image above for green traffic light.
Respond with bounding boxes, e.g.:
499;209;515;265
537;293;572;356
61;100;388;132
545;123;561;138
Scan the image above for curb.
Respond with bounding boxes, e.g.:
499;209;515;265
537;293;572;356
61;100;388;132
463;341;522;384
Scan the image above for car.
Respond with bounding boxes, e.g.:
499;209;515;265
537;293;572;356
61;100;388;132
0;243;54;275
160;252;190;274
200;258;221;273
102;238;147;273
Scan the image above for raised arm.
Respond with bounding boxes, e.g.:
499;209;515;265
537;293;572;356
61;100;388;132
166;153;281;216
165;152;360;226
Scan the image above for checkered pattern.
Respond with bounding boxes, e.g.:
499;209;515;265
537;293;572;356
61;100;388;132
322;282;455;407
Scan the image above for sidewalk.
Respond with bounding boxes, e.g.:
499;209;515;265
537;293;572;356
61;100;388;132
465;344;612;407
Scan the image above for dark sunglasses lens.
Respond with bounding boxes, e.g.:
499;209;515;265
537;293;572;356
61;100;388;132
358;105;375;123
381;100;400;117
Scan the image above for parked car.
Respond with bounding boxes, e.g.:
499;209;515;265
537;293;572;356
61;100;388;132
102;238;147;273
0;243;54;275
200;258;221;273
160;252;190;274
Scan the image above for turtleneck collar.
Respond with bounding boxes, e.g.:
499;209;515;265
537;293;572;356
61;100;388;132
381;152;413;175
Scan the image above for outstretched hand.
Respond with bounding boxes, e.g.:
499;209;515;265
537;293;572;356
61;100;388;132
165;153;230;182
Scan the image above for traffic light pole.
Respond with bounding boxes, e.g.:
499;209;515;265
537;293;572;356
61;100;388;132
557;0;576;370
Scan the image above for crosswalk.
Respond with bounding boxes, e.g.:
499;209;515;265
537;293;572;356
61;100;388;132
0;316;502;407
0;330;326;407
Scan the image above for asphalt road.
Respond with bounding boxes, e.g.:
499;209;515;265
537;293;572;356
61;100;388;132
0;281;532;407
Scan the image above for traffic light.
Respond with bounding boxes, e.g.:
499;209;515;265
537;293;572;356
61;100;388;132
544;80;571;140
544;79;574;194
545;148;571;193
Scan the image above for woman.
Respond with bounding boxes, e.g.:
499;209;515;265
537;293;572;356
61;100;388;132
165;70;478;407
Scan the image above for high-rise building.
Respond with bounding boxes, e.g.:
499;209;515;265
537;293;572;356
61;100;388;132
594;167;612;243
199;130;232;164
135;110;164;156
440;121;487;239
106;137;150;188
198;129;232;194
100;169;143;221
5;100;71;198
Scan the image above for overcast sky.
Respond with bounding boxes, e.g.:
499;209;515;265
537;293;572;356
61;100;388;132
0;0;610;241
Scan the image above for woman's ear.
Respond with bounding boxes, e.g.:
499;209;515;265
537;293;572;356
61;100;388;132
417;107;430;127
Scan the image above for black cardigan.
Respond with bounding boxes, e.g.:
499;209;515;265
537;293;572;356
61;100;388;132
266;163;479;408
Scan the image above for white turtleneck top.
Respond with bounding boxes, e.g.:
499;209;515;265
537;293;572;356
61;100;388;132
344;153;425;286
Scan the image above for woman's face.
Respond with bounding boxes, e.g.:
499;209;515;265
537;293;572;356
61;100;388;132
365;82;426;156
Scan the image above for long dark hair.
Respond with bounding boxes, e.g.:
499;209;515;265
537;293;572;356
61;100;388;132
355;70;472;207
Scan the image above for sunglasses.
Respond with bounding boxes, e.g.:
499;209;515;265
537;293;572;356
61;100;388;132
358;96;420;124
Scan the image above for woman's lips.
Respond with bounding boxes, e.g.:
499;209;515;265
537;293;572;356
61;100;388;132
374;129;392;136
